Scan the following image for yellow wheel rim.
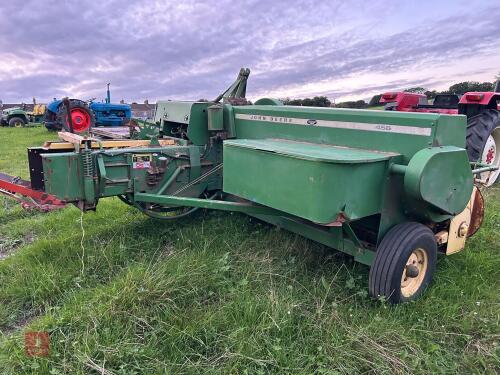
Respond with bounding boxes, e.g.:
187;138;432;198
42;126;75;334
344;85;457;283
15;121;23;127
401;248;428;297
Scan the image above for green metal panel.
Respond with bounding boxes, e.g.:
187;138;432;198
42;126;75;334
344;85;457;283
433;114;467;148
223;139;391;224
42;153;84;201
223;104;237;138
155;101;193;124
96;153;131;197
404;146;473;219
225;139;396;163
232;106;448;163
186;103;211;145
208;104;224;130
156;101;212;145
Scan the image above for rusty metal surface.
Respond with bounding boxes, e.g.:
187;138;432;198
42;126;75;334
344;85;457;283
468;187;485;237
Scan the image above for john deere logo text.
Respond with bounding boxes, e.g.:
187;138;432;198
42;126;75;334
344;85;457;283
249;115;292;123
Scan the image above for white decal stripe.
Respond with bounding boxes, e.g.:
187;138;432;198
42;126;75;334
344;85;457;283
235;113;432;137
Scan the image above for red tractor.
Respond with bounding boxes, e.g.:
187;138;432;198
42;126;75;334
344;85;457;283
380;82;500;186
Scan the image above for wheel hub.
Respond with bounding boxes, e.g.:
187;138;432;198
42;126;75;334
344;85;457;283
480;128;500;186
68;108;91;133
485;146;495;164
401;248;428;297
405;264;419;278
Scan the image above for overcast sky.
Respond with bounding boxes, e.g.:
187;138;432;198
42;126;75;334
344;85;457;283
0;0;499;104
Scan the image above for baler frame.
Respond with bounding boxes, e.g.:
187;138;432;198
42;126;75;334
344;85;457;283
0;68;490;303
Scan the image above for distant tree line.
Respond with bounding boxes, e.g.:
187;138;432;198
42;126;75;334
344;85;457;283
403;81;495;99
334;100;369;109
281;96;369;109
281;96;331;107
279;74;500;109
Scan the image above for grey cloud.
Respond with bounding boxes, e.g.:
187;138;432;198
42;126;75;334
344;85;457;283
0;0;498;103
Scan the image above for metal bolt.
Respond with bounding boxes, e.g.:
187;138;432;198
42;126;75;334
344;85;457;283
458;222;469;237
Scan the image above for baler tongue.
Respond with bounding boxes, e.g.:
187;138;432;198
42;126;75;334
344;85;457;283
0;172;65;211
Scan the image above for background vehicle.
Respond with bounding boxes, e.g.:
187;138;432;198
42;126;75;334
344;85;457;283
44;84;132;132
380;81;500;185
0;104;46;127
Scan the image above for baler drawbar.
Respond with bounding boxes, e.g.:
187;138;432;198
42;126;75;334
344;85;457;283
1;68;492;303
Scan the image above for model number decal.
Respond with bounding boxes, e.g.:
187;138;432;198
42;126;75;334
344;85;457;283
236;114;432;136
375;124;392;131
132;154;152;169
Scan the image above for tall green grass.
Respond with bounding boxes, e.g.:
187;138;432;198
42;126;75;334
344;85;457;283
0;127;498;374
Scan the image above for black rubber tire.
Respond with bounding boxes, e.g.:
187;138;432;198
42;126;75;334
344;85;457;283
8;116;26;127
56;99;95;134
369;222;437;304
466;109;500;162
44;110;60;131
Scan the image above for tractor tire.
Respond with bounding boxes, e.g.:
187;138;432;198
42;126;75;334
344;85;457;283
8;116;26;128
466;109;500;185
56;99;95;134
369;222;437;304
44;110;61;131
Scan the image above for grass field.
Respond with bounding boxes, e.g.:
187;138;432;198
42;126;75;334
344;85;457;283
0;127;498;374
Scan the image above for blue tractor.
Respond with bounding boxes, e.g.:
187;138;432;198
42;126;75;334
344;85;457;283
45;84;132;133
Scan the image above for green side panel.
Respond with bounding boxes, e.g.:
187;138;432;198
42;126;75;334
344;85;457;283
96;146;209;198
223;105;236;138
42;153;84;201
155;101;194;124
223;139;390;224
208;104;224;131
232;106;448;163
433;114;467;148
224;139;396;163
156;101;211;145
186;103;211;145
404;146;473;216
96;153;131;197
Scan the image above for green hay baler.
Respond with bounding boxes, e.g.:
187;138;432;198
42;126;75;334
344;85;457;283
4;69;492;303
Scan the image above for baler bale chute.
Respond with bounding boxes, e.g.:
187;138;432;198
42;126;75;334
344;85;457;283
1;68;494;303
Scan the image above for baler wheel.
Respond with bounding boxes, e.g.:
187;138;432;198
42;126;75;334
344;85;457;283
369;222;437;303
466;109;500;186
